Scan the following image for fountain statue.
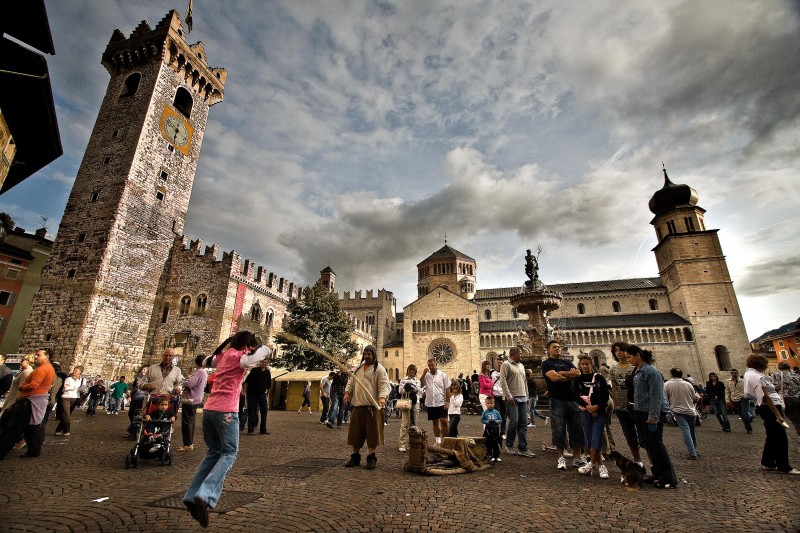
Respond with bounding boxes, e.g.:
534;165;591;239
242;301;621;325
510;246;565;365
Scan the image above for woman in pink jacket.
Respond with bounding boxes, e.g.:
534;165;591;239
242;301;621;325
183;331;272;527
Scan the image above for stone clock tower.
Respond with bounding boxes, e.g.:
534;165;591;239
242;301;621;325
648;167;750;375
20;11;226;375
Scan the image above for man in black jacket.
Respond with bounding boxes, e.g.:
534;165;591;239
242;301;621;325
244;360;271;435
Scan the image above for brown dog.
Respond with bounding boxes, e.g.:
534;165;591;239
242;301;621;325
609;450;646;489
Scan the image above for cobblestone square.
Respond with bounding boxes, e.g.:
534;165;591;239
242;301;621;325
1;409;797;532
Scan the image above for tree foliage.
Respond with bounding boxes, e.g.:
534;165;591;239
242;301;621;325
275;284;358;371
0;212;15;234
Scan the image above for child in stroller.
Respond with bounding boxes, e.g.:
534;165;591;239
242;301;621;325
125;394;178;468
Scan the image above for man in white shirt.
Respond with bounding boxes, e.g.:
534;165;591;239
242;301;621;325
421;359;451;445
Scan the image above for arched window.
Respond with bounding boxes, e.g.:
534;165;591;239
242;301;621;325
395;350;399;357
715;345;731;370
512;308;518;318
120;73;141;97
179;295;191;314
173;87;193;118
612;301;621;313
683;327;694;341
266;309;275;328
577;303;586;315
250;302;262;322
485;309;492;320
649;299;658;311
196;294;207;313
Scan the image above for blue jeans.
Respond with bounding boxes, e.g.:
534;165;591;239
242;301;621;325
579;411;607;452
548;398;584;450
184;410;240;508
505;400;529;451
327;394;345;427
528;394;547;423
739;398;754;432
708;398;729;430
673;412;697;456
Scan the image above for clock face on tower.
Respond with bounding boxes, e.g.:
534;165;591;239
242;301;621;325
159;107;194;155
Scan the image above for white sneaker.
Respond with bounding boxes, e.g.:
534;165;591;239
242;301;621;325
526;423;535;427
599;465;609;479
399;447;407;452
578;462;594;475
501;434;506;440
557;457;567;470
544;417;550;426
490;457;496;462
563;450;573;458
496;457;502;462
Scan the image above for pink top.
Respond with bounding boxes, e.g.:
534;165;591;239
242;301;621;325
478;374;494;397
203;347;248;413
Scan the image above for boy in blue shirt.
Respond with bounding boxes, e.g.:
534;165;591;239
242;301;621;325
481;396;503;462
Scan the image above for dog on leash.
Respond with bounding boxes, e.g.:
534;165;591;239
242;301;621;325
608;450;646;489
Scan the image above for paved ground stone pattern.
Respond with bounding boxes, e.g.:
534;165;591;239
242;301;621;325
0;409;798;532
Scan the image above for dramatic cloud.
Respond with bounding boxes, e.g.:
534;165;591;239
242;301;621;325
3;0;798;338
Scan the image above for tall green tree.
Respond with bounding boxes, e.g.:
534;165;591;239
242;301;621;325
276;283;358;370
0;212;15;234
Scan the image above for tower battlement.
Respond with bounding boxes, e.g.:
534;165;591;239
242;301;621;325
174;234;301;299
102;10;226;105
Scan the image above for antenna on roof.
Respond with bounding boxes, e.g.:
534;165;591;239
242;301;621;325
444;232;447;245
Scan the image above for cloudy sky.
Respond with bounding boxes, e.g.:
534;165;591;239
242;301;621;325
3;1;798;340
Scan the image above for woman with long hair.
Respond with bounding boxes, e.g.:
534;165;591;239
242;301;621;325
477;360;493;411
626;344;677;489
183;331;272;527
705;372;730;432
574;355;610;479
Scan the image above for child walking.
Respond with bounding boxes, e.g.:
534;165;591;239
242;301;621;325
447;381;463;437
481;396;503;462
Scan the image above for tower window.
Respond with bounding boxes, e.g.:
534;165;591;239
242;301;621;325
173;87;193;118
485;309;492;320
66;270;75;279
160;170;169;181
161;304;169;323
684;217;696;232
77;233;86;243
179;295;191;315
112;129;119;138
0;291;14;305
103;156;111;165
577;303;586;315
90;191;99;203
196;294;207;314
120;73;141;97
649;299;658;311
167;144;175;153
666;220;677;234
156;186;166;202
612;301;621;313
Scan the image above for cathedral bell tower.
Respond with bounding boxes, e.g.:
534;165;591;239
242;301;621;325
649;166;750;374
20;11;226;375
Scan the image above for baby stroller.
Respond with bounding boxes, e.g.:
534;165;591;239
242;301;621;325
125;394;178;468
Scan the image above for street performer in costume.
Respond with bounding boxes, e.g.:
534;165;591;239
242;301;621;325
344;345;389;470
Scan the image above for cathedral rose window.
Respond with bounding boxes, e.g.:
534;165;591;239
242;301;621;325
429;339;455;365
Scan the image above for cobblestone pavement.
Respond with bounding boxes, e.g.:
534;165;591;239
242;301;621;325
0;407;798;532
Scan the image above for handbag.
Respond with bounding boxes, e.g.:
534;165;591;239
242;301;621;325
395;398;412;411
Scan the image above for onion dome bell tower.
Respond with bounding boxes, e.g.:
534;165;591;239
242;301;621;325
648;164;750;374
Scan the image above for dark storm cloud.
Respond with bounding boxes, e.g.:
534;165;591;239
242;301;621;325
737;255;800;297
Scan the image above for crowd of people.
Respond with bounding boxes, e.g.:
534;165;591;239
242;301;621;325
1;337;799;527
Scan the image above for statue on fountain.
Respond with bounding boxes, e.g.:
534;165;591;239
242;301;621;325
524;246;541;288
